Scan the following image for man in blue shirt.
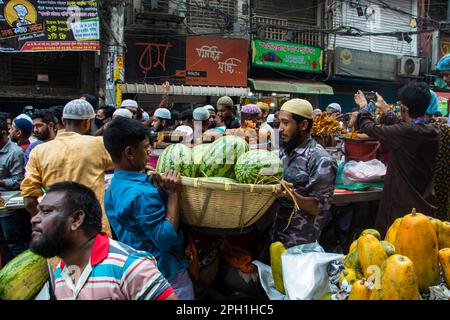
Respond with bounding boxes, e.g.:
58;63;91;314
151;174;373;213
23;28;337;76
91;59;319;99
103;117;194;300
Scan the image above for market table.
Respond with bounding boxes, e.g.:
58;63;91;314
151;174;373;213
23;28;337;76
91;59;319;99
330;187;383;252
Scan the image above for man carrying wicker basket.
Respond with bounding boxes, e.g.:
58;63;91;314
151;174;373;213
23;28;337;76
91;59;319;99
102;117;194;300
271;99;338;248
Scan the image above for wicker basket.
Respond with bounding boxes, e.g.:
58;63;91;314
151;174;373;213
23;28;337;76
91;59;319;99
179;177;279;229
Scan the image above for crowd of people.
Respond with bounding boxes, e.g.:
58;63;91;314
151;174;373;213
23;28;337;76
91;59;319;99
0;74;449;300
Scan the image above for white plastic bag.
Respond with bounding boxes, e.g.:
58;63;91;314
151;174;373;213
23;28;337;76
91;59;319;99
343;159;386;183
253;242;343;300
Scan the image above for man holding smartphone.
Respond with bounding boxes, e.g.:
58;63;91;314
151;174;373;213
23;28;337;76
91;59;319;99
352;83;439;235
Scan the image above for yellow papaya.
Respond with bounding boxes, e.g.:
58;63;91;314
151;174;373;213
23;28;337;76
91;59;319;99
349;240;358;254
380;240;396;257
358;234;388;278
438;221;450;249
438;248;450;287
348;279;371;300
270;241;286;294
428;216;442;235
371;254;420;300
343;246;361;272
384;218;402;244
339;268;363;288
395;209;440;293
360;229;381;240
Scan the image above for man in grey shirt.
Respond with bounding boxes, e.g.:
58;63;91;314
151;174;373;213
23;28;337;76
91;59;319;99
0;117;29;263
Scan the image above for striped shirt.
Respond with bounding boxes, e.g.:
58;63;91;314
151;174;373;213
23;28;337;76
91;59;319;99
54;233;174;300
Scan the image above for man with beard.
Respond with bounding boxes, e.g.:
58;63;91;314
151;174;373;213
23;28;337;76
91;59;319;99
21;99;113;237
10;117;33;152
151;108;172;132
24;109;57;165
271;99;337;248
216;96;239;129
30;181;177;300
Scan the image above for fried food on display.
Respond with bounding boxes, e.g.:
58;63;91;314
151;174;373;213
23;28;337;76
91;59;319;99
312;113;346;135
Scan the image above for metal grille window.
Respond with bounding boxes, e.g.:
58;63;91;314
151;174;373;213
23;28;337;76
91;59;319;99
251;0;322;46
252;16;321;46
186;0;237;31
0;52;81;87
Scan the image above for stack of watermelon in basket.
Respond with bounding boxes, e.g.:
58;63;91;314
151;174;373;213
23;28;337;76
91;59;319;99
155;135;283;228
155;135;283;184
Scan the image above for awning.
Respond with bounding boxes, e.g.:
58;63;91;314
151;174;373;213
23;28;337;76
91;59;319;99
122;83;249;97
248;79;334;95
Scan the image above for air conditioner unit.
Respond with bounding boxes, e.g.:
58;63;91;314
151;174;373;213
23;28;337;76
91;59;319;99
397;56;422;77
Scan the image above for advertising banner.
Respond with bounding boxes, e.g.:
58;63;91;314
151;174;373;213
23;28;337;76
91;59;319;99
252;39;323;73
0;0;100;52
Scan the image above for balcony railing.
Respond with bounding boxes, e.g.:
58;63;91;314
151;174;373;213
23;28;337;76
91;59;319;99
252;15;322;47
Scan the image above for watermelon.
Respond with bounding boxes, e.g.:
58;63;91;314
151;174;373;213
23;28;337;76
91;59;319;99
199;135;249;179
0;249;49;300
191;143;212;177
235;150;283;184
156;143;194;177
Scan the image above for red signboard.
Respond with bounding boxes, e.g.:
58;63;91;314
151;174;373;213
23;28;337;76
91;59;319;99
185;36;248;87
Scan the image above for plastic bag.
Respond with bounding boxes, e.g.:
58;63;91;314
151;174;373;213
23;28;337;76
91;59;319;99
253;242;343;300
342;159;386;183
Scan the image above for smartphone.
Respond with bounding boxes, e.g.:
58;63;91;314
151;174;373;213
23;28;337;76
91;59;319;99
363;91;377;102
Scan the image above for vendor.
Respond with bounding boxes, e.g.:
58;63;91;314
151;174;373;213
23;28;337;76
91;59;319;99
271;99;337;248
352;82;440;235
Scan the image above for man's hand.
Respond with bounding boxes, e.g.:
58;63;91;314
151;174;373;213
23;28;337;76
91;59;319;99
273;180;294;199
162;81;170;95
354;90;368;108
160;170;181;194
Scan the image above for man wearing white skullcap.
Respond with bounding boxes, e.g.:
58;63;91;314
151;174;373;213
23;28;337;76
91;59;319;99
113;108;133;119
151;107;172;132
121;99;140;119
21;98;114;238
270;98;337;249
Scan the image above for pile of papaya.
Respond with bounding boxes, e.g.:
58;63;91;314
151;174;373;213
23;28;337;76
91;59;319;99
337;208;450;300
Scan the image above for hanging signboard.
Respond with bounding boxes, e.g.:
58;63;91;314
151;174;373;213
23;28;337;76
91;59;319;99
125;34;186;85
334;47;398;81
252;39;323;73
185;36;248;86
0;0;100;52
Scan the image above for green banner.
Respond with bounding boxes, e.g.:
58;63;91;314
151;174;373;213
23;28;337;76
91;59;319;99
252;39;323;73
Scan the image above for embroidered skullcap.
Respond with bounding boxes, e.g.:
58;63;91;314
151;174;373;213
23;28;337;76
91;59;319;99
63;99;95;120
280;99;313;119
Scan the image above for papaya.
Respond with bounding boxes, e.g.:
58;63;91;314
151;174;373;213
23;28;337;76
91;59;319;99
438;221;450;249
360;229;381;240
428;216;442;235
358;234;388;278
395;209;440;293
349;240;358;253
370;255;420;300
270;241;286;294
380;240;396;257
384;218;402;244
339;268;363;289
348;279;371;300
343;245;361;272
438;248;450;287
